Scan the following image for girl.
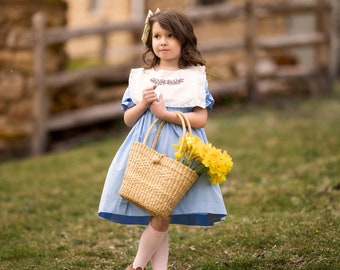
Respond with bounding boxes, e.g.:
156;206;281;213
98;8;227;270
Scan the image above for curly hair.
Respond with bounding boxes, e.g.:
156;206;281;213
142;9;206;69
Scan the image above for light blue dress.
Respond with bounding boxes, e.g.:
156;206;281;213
98;67;227;226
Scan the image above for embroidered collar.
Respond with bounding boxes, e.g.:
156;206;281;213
150;77;184;86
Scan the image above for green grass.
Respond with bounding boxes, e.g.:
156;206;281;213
1;84;339;269
67;58;105;70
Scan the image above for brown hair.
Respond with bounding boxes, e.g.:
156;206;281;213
142;9;206;69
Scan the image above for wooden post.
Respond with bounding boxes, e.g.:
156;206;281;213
130;0;145;62
315;0;331;95
330;1;340;81
329;0;339;80
31;12;48;155
245;0;259;101
131;0;145;22
99;20;108;63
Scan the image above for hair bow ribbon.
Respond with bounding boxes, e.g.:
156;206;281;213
141;8;161;45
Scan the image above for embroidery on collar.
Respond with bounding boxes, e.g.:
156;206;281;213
150;77;184;86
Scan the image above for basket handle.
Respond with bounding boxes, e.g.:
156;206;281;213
142;118;165;148
175;111;192;135
142;111;192;150
174;111;193;153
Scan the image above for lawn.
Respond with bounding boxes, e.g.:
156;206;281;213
0;85;339;269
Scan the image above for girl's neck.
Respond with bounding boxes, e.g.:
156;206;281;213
156;60;180;71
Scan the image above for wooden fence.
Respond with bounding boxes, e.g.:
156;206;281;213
6;0;336;155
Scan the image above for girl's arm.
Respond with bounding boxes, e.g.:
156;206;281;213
150;95;208;128
124;85;158;127
170;107;208;128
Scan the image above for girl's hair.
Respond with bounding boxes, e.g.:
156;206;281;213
142;9;206;69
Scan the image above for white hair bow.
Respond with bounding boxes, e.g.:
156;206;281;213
141;8;161;45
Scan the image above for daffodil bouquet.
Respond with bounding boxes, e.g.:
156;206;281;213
173;134;233;185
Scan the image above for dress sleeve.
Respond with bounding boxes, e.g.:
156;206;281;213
205;81;215;111
121;87;136;111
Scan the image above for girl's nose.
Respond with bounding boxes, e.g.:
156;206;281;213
160;38;167;46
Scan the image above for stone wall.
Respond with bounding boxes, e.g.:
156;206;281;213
0;0;67;159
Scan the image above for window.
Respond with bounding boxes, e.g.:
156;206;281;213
197;0;225;6
88;0;101;12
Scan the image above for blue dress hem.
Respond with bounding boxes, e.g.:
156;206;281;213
98;212;226;227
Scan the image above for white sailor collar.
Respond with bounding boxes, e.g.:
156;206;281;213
128;66;207;108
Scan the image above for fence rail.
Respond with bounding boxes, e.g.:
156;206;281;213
6;0;335;155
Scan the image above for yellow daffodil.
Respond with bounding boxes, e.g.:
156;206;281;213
173;134;233;185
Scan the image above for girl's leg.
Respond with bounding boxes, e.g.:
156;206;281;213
151;234;169;270
132;216;170;269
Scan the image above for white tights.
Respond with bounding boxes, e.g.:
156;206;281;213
132;223;169;270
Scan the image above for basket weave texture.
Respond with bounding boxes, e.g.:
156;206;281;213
119;112;198;217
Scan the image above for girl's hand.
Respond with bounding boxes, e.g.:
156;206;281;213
140;85;158;108
150;94;167;118
124;85;158;127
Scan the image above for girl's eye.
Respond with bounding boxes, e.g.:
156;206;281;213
154;34;160;39
168;34;174;38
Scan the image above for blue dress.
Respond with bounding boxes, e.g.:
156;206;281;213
98;67;227;226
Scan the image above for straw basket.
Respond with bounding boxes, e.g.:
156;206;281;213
119;111;198;218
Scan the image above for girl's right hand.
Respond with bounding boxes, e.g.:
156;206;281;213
123;85;158;127
140;85;158;108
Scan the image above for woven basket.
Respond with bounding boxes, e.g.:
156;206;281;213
119;111;198;218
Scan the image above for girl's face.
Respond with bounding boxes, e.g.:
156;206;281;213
152;22;182;69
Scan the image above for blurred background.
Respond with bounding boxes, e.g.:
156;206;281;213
0;0;339;160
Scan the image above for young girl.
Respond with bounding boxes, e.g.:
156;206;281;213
98;8;227;270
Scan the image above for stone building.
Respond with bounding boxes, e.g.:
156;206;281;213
64;0;287;77
65;0;135;62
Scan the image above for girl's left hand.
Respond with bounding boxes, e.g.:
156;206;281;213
150;94;167;118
